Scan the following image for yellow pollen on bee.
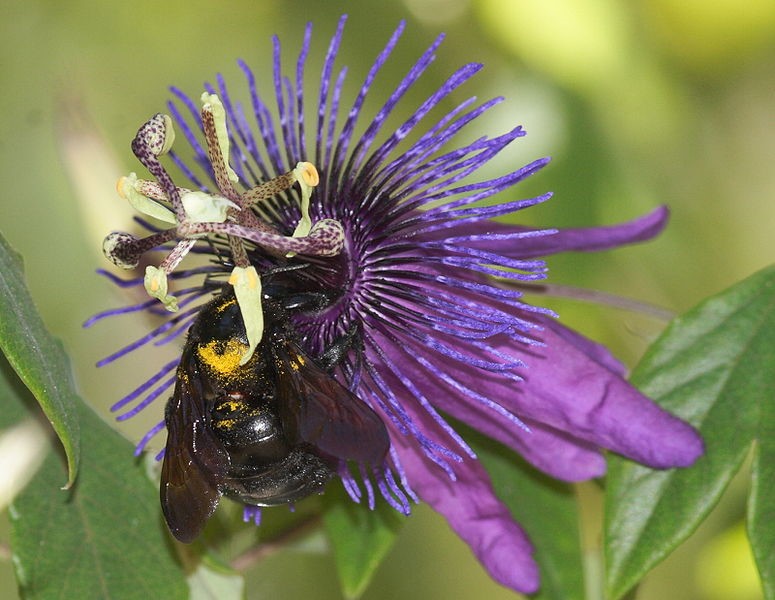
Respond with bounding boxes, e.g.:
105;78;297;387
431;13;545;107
213;418;236;430
197;339;249;375
216;399;244;412
289;354;306;371
215;297;237;314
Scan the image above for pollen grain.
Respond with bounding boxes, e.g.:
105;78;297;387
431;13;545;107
197;338;248;375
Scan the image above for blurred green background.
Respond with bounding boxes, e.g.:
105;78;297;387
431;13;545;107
1;0;773;598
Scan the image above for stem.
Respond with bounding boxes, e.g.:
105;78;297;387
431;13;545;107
230;514;321;571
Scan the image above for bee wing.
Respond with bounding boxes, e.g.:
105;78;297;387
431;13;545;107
160;365;229;543
273;341;390;466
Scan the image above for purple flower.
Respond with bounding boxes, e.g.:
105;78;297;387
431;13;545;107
92;16;703;594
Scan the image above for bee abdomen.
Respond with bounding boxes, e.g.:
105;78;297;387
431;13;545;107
227;447;333;507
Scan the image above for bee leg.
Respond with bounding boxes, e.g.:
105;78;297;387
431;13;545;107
278;291;332;313
317;323;362;372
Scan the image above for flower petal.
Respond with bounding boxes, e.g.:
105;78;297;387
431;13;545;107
541;314;628;376
363;251;701;478
520;316;704;468
442;205;670;259
527;205;669;257
366;258;702;470
493;323;704;469
380;311;702;470
390;418;540;594
373;329;607;481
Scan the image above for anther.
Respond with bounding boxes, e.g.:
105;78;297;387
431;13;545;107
295;162;319;187
229;265;264;365
117;173;176;224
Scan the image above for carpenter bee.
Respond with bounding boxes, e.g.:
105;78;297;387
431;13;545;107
160;284;390;543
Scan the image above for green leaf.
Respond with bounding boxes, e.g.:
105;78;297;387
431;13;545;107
322;484;404;599
0;232;79;488
605;264;775;599
9;398;188;599
748;343;775;600
468;427;585;600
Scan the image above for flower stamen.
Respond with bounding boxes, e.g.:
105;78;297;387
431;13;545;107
117;173;176;224
290;161;319;240
229;265;264;364
144;239;197;312
110;97;341;333
241;172;295;206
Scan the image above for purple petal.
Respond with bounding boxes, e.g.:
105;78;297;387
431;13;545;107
524;325;701;467
541;315;628;376
390;417;540;594
518;420;607;480
372;330;607;481
487;323;704;469
380;308;702;469
438;205;670;259
362;257;701;475
542;205;670;255
360;237;700;469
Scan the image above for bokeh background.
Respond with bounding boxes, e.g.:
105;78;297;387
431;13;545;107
1;0;773;598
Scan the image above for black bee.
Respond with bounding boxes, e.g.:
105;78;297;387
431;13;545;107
160;285;390;543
